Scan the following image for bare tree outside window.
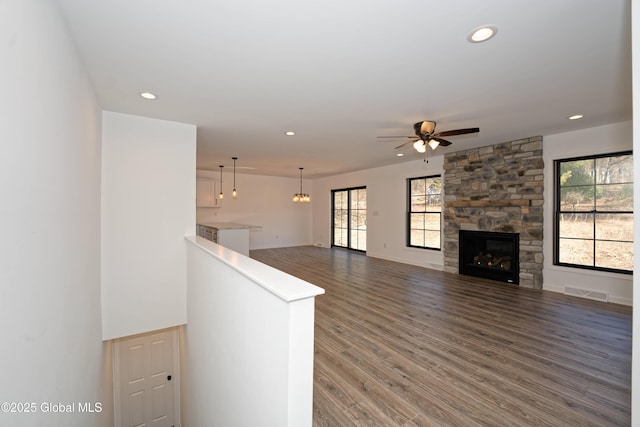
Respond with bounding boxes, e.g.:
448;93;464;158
555;152;633;273
332;187;366;251
407;175;442;250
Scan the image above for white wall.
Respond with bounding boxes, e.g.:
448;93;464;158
196;169;312;249
101;112;196;340
542;121;633;305
182;237;323;427
312;157;446;269
0;0;112;425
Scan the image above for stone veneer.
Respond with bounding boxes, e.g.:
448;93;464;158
443;137;544;289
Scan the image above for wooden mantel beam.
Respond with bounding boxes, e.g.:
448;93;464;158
446;199;532;208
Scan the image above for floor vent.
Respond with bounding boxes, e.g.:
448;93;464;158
564;286;609;302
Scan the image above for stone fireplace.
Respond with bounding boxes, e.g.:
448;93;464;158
443;137;543;289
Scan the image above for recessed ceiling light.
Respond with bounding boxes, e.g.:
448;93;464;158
285;131;296;136
568;114;584;120
468;25;498;43
140;92;157;100
396;153;404;157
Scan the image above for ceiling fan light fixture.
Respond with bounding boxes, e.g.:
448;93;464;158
568;114;584;120
420;121;436;134
468;25;497;43
383;121;479;152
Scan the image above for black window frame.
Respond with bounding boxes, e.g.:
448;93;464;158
331;186;367;252
553;150;633;275
407;175;442;250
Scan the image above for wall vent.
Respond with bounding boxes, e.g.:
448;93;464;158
564;286;609;302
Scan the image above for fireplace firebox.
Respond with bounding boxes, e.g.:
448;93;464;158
459;230;519;285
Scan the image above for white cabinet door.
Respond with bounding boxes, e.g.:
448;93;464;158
196;178;218;207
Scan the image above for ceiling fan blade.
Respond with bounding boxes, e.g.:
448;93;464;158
432;137;452;146
394;140;416;149
434;127;479;137
377;135;414;139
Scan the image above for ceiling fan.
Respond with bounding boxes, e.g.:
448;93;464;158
378;121;479;152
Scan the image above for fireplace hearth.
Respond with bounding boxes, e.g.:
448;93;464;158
459;230;519;285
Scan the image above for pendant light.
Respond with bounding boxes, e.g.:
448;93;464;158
232;157;238;198
293;167;310;203
218;165;224;200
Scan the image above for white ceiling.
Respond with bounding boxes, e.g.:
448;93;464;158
54;0;632;179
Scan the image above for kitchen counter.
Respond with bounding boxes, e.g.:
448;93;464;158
198;222;261;230
196;222;260;256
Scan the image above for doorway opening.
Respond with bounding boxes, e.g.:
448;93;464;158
332;187;367;252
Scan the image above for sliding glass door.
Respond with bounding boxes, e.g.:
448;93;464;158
332;187;366;251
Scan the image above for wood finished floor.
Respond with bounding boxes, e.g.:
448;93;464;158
250;246;632;427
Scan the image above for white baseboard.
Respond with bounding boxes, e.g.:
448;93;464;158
543;283;632;306
365;251;444;271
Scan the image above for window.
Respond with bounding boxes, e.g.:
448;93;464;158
332;187;366;251
407;175;442;250
554;151;633;274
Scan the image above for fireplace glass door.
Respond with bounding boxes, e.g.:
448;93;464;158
459;230;519;284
